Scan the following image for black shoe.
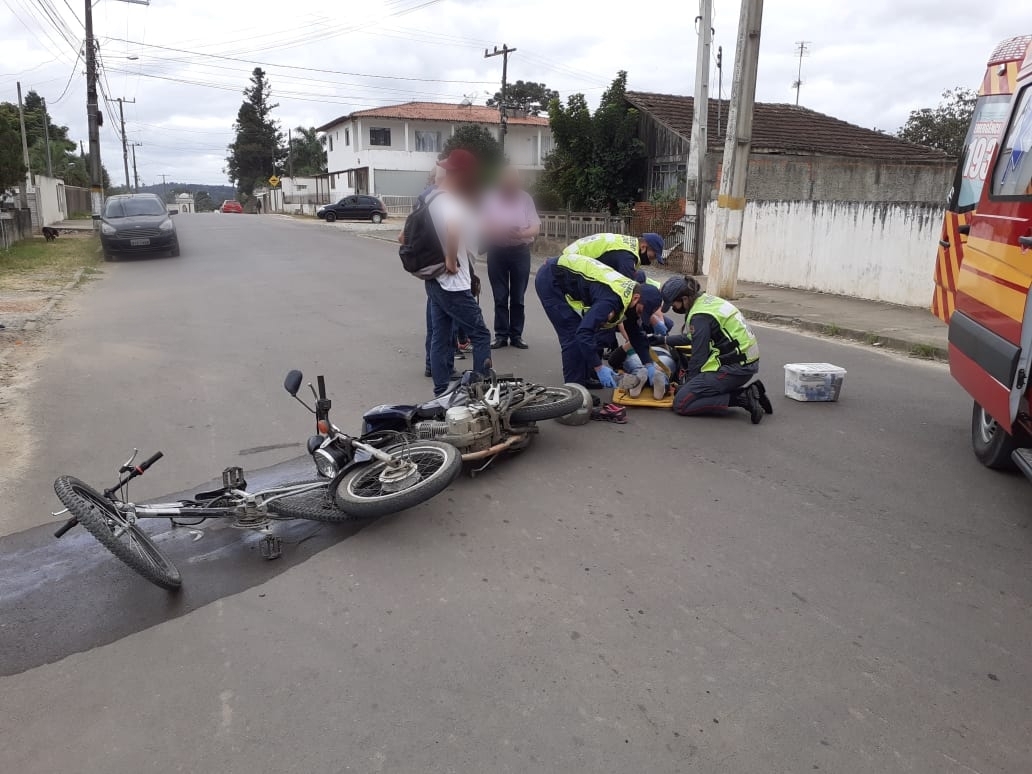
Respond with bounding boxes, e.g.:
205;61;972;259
490;337;508;349
745;385;764;424
753;379;773;414
424;367;432;378
510;337;529;349
583;377;604;390
454;350;467;360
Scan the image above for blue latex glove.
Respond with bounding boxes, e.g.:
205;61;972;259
596;365;618;389
646;363;656;382
652;319;668;337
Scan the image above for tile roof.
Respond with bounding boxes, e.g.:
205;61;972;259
625;91;951;162
317;102;549;132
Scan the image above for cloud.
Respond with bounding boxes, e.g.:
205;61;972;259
1;0;1030;184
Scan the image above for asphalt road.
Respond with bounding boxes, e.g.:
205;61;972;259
2;213;1031;773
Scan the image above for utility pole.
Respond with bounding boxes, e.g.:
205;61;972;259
115;98;135;191
484;44;516;155
160;173;168;203
84;0;103;222
42;97;54;177
793;41;810;106
16;82;31;209
287;128;294;179
130;142;142;192
684;0;712;274
707;0;763;299
716;46;724;138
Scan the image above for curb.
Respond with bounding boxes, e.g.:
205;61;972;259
738;308;949;361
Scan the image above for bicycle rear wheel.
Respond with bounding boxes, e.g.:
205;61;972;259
54;476;182;591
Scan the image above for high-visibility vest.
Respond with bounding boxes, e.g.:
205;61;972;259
686;293;760;372
644;276;661;290
556;253;637;329
562;233;640;267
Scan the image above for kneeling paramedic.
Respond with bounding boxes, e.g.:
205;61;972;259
535;253;663;389
655;276;773;423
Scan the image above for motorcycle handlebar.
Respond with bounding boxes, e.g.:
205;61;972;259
54;516;78;538
317;375;327;401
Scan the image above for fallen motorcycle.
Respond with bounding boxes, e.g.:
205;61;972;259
50;371;462;590
267;371;584;521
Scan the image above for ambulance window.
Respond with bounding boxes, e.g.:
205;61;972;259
992;86;1032;198
953;95;1010;210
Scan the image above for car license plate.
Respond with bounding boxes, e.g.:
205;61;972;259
130;238;150;246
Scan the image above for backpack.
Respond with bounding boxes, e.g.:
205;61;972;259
399;190;446;280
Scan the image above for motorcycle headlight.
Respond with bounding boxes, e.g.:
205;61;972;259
313;448;340;478
159;219;174;231
100;222;116;235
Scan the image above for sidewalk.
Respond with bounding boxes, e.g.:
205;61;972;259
732;281;948;359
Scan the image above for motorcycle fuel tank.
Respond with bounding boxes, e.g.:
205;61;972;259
362;404;418;435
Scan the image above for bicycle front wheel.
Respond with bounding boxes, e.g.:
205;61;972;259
54;476;182;591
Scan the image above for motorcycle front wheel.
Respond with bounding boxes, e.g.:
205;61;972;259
332;440;462;519
509;384;584;423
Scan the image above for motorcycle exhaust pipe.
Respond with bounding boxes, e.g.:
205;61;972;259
460;433;528;461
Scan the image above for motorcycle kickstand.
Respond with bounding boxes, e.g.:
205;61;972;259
259;531;282;560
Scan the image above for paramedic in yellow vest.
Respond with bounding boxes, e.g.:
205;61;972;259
562;232;667;278
535;253;663;389
656;276;773;424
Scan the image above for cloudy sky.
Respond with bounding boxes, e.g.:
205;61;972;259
2;0;1031;186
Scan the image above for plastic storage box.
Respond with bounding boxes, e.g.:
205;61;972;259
784;363;847;402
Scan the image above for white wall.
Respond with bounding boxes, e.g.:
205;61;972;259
29;175;67;229
701;200;943;307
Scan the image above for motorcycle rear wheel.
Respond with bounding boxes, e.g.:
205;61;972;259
54;476;182;591
332;441;461;519
509;384;584;424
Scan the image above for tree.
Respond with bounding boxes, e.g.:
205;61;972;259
225;68;285;196
486;80;558;116
194;190;215;212
897;87;976;157
542;71;647;212
440;124;504;171
0;111;27;191
289;126;327;176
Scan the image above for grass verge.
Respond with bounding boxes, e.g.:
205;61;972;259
0;233;100;291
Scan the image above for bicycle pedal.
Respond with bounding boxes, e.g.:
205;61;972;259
260;534;281;561
222;466;247;490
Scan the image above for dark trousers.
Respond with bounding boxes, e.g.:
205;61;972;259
673;363;758;415
535;261;592;384
426;281;492;395
424;286;471;371
487;244;532;339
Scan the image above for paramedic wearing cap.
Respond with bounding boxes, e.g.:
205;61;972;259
656;276;772;424
535;253;663;388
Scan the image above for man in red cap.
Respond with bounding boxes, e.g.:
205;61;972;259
425;148;493;395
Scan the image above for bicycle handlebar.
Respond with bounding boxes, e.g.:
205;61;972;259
137;451;163;473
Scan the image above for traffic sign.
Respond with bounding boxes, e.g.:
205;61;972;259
268;175;280;187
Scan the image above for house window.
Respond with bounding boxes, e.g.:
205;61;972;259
296;184;307;190
345;128;350;146
649;163;686;195
415;130;442;153
539;135;553;158
992;85;1032;198
328;136;334;152
369;127;391;147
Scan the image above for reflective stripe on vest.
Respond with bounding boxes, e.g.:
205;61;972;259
556;252;637;328
645;276;661;290
687;294;760;371
562;233;640;266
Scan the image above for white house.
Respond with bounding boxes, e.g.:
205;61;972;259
254;176;322;214
315;102;553;200
175;192;194;214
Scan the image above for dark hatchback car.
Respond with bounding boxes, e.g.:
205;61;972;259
100;193;180;260
317;195;388;223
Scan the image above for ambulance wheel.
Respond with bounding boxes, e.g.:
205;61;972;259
971;401;1019;470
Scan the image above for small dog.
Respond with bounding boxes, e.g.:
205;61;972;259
42;227;58;242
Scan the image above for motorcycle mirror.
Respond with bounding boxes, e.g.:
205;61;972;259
284;370;303;396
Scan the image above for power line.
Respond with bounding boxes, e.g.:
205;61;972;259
103;36;495;84
50;48;83;104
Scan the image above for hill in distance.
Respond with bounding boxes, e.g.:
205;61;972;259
134;183;238;203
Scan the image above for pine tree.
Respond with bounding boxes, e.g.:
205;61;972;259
225;68;285;196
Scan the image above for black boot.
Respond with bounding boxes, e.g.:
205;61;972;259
731;386;764;424
753;379;773;414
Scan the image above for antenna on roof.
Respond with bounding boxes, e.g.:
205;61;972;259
792;41;811;106
460;91;477;107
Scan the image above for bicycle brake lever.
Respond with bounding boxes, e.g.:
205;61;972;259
119;448;139;473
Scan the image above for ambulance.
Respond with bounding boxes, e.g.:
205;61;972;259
935;36;1032;474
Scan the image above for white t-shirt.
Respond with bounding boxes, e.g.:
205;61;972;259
428;189;478;292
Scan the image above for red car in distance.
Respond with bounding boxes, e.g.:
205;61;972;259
220;200;243;214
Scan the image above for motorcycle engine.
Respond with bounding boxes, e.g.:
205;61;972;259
416;406;494;451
